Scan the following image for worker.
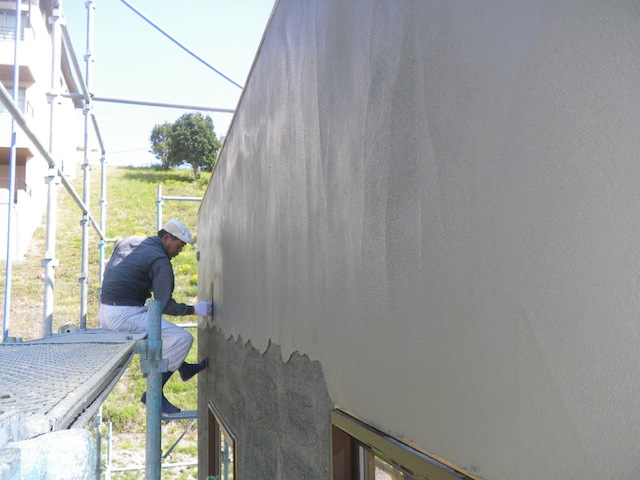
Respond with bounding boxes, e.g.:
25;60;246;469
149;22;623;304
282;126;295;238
98;219;212;414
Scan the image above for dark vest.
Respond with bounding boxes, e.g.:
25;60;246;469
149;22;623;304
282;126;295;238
100;236;171;306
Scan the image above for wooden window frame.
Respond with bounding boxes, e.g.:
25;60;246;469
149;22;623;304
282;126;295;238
208;401;237;480
331;409;478;480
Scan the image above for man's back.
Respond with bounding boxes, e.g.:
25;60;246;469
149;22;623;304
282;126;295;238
101;236;168;307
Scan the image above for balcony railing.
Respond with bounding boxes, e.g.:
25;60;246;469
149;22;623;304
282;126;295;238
0;25;24;41
0;177;32;203
0;100;33;127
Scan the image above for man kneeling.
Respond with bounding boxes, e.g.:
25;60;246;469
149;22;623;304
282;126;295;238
99;219;212;413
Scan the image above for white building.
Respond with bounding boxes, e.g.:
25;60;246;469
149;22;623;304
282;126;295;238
0;0;80;260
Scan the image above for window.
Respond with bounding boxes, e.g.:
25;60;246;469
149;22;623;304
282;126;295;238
0;11;29;41
0;89;27;133
332;409;476;480
0;88;26;113
208;402;237;480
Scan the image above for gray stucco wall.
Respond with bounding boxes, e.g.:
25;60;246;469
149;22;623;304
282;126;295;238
198;1;640;478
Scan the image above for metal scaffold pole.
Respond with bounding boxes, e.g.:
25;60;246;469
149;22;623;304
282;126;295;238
99;149;108;286
59;0;110;295
143;300;165;479
2;0;22;342
42;4;63;338
79;0;96;330
156;185;202;231
156;184;163;232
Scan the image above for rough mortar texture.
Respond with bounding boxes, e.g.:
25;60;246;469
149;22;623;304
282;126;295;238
199;328;333;480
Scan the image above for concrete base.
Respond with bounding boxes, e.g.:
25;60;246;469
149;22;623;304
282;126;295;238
1;411;95;480
199;328;333;479
8;429;95;480
0;448;19;480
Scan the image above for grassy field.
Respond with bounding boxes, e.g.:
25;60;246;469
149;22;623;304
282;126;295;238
0;163;209;479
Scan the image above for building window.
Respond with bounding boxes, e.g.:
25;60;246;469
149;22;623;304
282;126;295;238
208;402;237;480
0;89;27;135
332;409;477;480
0;11;28;41
0;88;26;112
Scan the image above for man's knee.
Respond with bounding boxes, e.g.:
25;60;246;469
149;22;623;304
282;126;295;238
179;330;194;351
164;328;193;350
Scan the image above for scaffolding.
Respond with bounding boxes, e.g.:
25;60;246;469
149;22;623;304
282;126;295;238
1;0;236;341
0;0;229;477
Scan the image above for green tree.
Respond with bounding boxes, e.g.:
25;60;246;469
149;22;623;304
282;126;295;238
149;122;173;170
168;113;220;181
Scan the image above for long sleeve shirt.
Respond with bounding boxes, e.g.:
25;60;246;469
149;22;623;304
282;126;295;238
100;235;193;316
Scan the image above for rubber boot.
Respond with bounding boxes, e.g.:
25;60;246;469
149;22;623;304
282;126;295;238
140;370;181;414
178;356;209;382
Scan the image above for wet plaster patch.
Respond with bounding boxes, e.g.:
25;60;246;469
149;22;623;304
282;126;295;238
200;328;333;479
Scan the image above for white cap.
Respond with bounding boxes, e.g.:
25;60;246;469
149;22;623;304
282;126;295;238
162;219;194;245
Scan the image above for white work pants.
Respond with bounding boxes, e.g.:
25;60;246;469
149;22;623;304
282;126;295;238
98;304;193;372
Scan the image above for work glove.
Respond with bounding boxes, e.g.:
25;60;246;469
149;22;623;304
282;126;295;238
194;300;213;316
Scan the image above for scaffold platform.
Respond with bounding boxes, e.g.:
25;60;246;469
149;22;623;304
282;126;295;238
162;410;197;421
0;330;143;435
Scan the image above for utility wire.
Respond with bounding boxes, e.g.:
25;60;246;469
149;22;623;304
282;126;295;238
118;0;243;90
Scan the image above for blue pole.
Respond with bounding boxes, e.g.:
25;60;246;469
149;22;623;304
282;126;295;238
145;300;164;479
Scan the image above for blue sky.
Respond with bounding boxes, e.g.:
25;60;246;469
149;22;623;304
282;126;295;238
62;0;274;166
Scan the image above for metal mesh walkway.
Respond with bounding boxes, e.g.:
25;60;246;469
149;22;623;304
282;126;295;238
0;337;136;433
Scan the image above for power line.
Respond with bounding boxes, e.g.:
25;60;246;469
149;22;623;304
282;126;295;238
118;0;244;90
